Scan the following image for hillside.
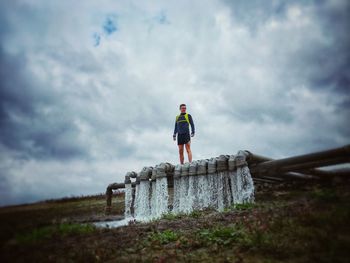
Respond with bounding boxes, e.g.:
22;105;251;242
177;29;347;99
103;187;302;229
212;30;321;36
0;183;349;262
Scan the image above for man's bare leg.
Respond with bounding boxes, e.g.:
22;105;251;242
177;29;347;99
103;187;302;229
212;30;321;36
185;141;192;163
178;144;184;164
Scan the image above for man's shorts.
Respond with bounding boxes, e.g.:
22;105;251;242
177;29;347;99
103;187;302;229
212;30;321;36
177;132;191;145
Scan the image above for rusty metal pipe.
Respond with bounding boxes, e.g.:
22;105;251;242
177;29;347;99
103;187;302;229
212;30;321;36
254;171;318;180
105;182;136;214
253;178;279;183
251;145;350;171
251;157;350;176
279;156;349;173
302;167;350;178
245;151;273;164
251;157;349;176
248;157;319;179
245;151;318;179
247;145;350;178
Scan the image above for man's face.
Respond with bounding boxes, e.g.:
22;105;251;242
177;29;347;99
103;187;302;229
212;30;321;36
180;106;186;113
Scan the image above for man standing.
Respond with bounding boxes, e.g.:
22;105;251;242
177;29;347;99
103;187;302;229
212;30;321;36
173;104;195;164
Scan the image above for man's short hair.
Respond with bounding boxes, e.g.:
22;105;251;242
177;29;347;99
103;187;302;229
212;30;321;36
179;103;186;109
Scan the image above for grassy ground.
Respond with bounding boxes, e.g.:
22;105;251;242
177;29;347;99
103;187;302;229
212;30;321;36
0;183;349;262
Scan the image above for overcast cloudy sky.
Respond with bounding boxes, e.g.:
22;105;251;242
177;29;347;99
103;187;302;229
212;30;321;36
0;0;349;206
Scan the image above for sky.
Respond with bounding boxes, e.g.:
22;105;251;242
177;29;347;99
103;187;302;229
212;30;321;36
0;0;349;206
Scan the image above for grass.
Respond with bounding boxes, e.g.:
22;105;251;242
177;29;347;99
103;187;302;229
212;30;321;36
15;223;97;244
161;208;207;220
0;193;124;247
224;202;257;211
0;184;349;262
148;229;180;244
310;187;339;202
148;197;349;261
189;209;203;218
197;224;245;246
161;212;184;220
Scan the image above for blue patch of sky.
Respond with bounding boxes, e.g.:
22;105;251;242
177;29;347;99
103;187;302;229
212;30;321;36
154;10;170;25
103;15;118;35
92;14;118;47
146;10;170;33
93;32;101;47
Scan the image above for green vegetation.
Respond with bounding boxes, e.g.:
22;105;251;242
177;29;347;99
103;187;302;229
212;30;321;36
161;209;206;220
189;209;203;218
197;224;245;246
231;202;256;211
161;212;184;220
148;229;180;244
310;187;339;202
0;192;123;247
15;223;97;244
0;184;349;262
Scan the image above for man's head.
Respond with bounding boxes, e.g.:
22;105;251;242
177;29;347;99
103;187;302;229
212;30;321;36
179;103;186;113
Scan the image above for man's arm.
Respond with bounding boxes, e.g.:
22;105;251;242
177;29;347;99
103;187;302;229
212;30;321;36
173;119;177;140
189;114;195;136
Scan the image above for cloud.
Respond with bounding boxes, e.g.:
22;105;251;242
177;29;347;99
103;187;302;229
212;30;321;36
0;0;349;206
304;1;350;95
0;48;90;161
222;0;289;32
